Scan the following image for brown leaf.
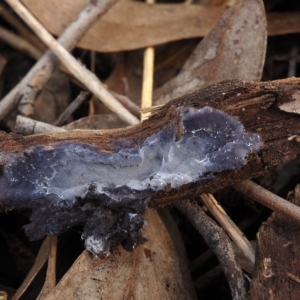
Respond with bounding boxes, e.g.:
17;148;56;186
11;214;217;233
21;1;300;53
22;0;227;52
12;237;52;300
154;0;267;105
44;209;196;300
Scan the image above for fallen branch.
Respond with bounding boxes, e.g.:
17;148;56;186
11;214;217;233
1;78;300;257
1;78;300;207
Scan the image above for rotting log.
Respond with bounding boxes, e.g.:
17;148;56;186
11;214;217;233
0;78;300;208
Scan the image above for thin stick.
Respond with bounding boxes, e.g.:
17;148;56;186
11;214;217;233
175;201;247;300
141;47;154;120
200;193;255;265
0;0;118;121
0;25;42;59
235;180;300;224
15;115;67;135
140;0;155;121
110;91;140;118
5;0;139;125
53;91;89;126
191;211;263;272
0;3;46;51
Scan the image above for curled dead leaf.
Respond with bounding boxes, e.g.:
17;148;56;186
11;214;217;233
154;0;267;105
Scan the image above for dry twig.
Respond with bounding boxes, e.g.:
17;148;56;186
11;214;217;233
110;91;140;118
53;91;90;126
141;0;155;121
0;3;45;51
5;0;139;125
175;200;247;300
15;115;66;135
0;25;42;59
235;180;300;224
200;193;255;265
0;0;119;120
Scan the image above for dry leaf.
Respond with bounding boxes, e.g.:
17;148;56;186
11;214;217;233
12;237;52;300
44;209;196;300
22;0;300;53
22;0;227;52
105;41;199;106
36;237;57;300
154;0;267;105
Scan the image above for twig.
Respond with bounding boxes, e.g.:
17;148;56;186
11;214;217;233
190;212;262;273
15;115;66;135
141;47;154;120
235;180;300;224
200;193;255;265
0;3;45;51
0;0;118;121
140;0;155;121
110;90;140;118
53;91;90;126
0;25;42;59
175;200;247;300
5;0;139;125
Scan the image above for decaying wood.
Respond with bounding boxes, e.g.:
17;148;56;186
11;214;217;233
1;78;300;207
249;184;300;299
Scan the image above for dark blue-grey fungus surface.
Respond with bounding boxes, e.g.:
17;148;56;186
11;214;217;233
0;106;262;255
